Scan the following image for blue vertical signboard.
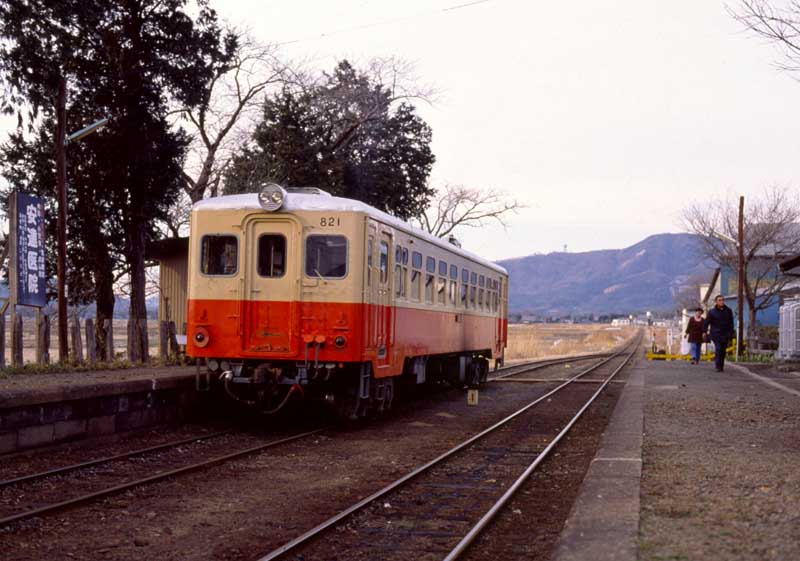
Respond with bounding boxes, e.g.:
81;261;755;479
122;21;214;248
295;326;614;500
15;193;47;307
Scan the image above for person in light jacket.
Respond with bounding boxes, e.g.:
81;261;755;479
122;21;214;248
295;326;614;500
704;295;735;372
685;307;705;365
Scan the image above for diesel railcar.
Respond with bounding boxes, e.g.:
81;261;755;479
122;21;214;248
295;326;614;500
186;184;508;419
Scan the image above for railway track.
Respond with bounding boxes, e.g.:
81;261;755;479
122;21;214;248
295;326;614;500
489;352;611;381
0;426;327;528
0;340;635;534
255;335;641;561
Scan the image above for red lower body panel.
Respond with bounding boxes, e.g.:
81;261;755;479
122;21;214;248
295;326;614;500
187;298;507;377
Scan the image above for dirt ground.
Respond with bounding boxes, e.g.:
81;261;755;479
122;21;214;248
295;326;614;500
640;360;800;561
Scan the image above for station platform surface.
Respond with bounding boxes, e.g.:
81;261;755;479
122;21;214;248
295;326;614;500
0;365;196;408
554;355;800;561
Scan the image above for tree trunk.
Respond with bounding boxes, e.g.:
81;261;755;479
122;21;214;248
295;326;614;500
94;260;116;361
747;306;758;352
127;218;150;364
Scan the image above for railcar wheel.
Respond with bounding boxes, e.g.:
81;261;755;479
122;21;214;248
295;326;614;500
478;358;489;383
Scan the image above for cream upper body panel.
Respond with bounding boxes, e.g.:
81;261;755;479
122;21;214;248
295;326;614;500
188;192;507;313
188;205;365;303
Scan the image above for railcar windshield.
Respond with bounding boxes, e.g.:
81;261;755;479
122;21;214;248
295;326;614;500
201;235;238;276
305;235;348;278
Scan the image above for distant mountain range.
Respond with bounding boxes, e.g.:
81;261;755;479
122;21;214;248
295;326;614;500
497;233;712;316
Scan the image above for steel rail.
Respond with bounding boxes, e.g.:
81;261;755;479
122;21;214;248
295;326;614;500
490;352;609;380
255;340;639;561
0;429;235;490
443;340;639;561
0;427;327;528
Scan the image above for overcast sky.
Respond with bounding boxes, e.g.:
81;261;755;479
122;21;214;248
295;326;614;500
3;0;800;261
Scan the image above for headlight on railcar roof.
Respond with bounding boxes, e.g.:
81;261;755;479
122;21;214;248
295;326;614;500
258;183;287;212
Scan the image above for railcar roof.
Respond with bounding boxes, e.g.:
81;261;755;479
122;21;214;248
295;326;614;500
193;193;507;275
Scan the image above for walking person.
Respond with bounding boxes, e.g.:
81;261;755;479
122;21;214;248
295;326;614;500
685;307;705;364
704;295;735;372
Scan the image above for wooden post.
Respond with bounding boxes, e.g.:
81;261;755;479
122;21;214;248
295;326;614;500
70;317;83;364
0;313;6;369
8;192;19;368
56;77;69;363
127;318;138;362
168;321;179;359
737;195;745;359
140;318;151;364
85;319;96;363
36;310;45;364
42;313;50;364
103;318;114;361
159;320;168;363
12;314;23;367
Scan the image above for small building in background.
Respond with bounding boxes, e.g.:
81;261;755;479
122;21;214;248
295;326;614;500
146;237;189;334
701;245;796;351
777;254;800;358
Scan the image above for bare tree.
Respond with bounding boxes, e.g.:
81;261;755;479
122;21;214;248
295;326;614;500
173;33;296;203
731;1;800;74
681;186;800;344
416;184;524;238
158;191;193;238
673;274;709;313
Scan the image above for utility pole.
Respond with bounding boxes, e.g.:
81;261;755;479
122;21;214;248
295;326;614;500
737;195;745;360
55;77;68;362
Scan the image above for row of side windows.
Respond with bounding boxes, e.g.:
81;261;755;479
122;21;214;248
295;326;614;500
390;243;502;313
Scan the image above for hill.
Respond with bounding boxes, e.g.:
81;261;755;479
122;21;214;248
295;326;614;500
497;233;711;316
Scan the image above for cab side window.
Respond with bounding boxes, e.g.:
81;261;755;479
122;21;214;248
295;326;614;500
306;235;347;278
201;235;238;276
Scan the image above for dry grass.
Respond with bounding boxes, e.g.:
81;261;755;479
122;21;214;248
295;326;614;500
506;323;636;362
7;319;636;367
8;319;163;364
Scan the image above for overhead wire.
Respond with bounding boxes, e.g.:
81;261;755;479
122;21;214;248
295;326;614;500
275;0;493;46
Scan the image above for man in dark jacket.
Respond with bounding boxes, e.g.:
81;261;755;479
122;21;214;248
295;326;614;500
704;295;735;372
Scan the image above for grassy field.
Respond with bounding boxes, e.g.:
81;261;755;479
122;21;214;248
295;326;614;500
506;323;636;362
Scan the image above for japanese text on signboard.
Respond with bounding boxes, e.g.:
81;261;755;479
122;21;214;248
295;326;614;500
16;193;46;307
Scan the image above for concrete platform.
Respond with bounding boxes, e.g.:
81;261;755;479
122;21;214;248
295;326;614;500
552;360;644;561
0;366;200;454
552;355;800;561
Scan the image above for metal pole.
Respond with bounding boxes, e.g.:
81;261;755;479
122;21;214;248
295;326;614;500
737;195;745;360
55;77;68;362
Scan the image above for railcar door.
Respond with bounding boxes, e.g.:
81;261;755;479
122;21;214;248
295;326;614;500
497;277;507;354
242;218;299;354
365;221;393;369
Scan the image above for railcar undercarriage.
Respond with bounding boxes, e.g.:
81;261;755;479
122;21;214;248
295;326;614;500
205;351;491;421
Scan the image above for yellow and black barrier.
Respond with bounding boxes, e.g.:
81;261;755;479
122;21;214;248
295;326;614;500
645;339;736;362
